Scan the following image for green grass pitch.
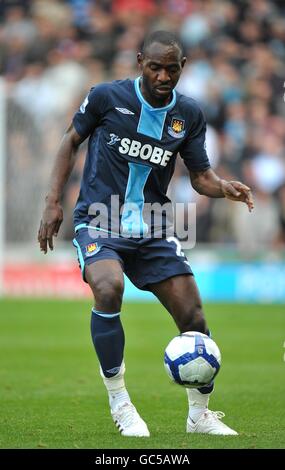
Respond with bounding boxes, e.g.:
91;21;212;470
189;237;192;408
0;299;284;449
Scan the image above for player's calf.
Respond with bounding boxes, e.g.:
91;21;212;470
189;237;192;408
87;262;126;383
175;304;208;335
91;308;125;378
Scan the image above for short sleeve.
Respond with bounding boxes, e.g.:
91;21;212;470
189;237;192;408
179;107;211;172
72;84;108;139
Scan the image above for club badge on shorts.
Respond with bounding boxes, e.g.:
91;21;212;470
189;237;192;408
168;118;186;138
86;242;100;257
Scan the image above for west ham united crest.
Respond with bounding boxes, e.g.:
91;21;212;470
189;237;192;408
168;118;186;138
86;242;100;256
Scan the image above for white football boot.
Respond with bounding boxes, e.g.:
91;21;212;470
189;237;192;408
187;410;238;435
111;402;150;437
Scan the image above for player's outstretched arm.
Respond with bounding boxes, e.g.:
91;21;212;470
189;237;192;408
189;168;254;212
38;124;85;254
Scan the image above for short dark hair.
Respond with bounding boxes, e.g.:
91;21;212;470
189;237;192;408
142;30;184;57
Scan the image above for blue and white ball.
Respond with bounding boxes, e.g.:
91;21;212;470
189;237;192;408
164;331;221;388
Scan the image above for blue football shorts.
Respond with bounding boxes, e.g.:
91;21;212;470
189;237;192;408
72;228;193;290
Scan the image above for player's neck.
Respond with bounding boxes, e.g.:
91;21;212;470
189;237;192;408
139;78;172;108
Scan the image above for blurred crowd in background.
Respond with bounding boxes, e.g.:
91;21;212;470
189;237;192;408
1;0;285;256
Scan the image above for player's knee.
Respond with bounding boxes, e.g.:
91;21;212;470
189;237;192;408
90;277;124;312
179;304;207;334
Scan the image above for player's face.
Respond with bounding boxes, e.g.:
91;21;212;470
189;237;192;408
137;42;186;107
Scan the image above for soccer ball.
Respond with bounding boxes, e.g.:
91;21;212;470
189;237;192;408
164;331;221;388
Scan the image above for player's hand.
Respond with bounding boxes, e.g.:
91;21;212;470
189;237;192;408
221;180;254;212
38;201;63;254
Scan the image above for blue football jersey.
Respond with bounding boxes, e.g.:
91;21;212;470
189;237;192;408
72;77;210;236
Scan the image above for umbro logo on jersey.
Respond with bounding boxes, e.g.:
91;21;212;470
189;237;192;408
115;107;135;115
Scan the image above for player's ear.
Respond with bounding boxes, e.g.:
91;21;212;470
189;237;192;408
137;52;143;69
181;57;187;69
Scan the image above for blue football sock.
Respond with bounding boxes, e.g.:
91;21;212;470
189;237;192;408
91;308;125;378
